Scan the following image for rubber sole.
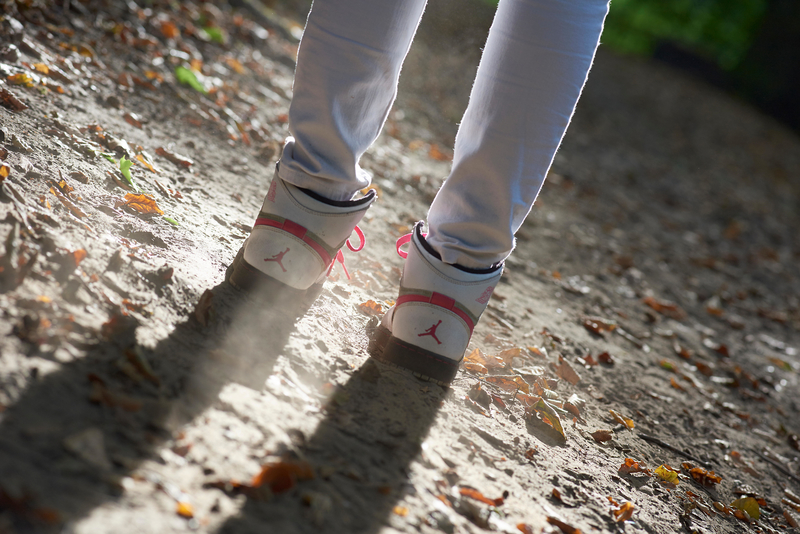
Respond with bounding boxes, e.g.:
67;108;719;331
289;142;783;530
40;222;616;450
226;246;323;308
367;324;460;387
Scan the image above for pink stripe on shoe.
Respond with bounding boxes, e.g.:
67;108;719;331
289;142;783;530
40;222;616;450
395;292;475;334
254;217;332;265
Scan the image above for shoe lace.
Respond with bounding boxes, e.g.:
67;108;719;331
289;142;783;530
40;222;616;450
326;225;365;280
395;231;427;259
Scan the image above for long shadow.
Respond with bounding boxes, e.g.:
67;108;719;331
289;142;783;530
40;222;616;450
0;279;311;532
215;359;446;534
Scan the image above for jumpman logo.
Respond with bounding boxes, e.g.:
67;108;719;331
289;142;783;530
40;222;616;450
264;247;290;272
418;320;442;345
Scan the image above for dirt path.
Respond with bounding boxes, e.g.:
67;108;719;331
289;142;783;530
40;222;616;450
1;2;799;534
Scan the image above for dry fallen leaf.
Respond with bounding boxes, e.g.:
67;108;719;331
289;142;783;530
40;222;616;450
176;501;193;518
731;497;760;520
194;289;214;326
582;316;616;336
613;501;634;522
590;429;613;443
124;112;143;129
459;486;504;506
686;465;722;487
0;87;28;111
429;143;452;161
484;374;530;394
546;516;581;534
643;296;687;320
357;299;383;317
135;152;159;173
654;464;680;484
784;509;799;528
527;397;566;442
160;20;180;39
609;409;635;429
156;147;193;167
251;460;314;493
597;352;615;365
619;458;651;476
117;193;164;215
555;356;581;385
50;187;88;218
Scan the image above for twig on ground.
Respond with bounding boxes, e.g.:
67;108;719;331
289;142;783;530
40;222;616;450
637;433;713;469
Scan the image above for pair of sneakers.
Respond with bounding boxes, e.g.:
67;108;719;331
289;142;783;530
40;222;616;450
227;167;503;386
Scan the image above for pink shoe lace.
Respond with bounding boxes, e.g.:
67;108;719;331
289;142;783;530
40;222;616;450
395;231;427;259
326;225;366;280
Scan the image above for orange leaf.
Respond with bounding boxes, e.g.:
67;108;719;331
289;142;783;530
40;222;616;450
546;516;582;534
484;375;530;394
643;296;686;320
251;460;314;493
357;300;383;317
0;163;9;180
609;409;635;429
119;193;164;215
135;153;158;173
459;487;504;506
160;20;180;39
619;458;651;476
428;143;452;161
176;501;193;518
613;501;634;522
72;249;87;267
597;352;615;365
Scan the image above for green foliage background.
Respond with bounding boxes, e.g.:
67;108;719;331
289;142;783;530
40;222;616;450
482;0;768;70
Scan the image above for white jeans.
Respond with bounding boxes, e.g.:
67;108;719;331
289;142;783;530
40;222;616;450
277;0;610;269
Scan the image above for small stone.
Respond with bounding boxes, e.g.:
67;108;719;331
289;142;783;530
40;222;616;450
63;427;113;470
10;134;31;152
0;44;20;62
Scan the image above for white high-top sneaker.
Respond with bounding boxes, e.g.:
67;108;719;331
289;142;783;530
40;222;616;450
227;164;376;297
369;222;503;385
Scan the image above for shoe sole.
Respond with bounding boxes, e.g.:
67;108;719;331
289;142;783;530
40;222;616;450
367;324;459;387
226;246;323;307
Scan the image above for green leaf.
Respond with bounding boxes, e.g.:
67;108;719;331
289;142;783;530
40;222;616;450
102;153;117;164
202;26;226;44
174;66;206;94
119;156;140;192
163;216;179;226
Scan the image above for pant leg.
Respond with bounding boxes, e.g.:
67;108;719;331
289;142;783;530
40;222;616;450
426;0;610;269
277;0;428;201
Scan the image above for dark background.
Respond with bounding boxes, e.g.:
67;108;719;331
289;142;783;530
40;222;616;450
266;0;800;134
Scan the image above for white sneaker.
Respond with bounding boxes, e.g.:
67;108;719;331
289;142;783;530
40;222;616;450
369;222;502;385
227;164;376;298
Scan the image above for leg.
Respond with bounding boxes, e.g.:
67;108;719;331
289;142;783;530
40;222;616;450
229;0;427;293
370;0;610;383
427;0;611;268
279;0;429;201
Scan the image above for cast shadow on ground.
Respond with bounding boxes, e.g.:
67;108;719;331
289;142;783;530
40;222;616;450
0;279;309;532
0;277;446;534
215;358;447;534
